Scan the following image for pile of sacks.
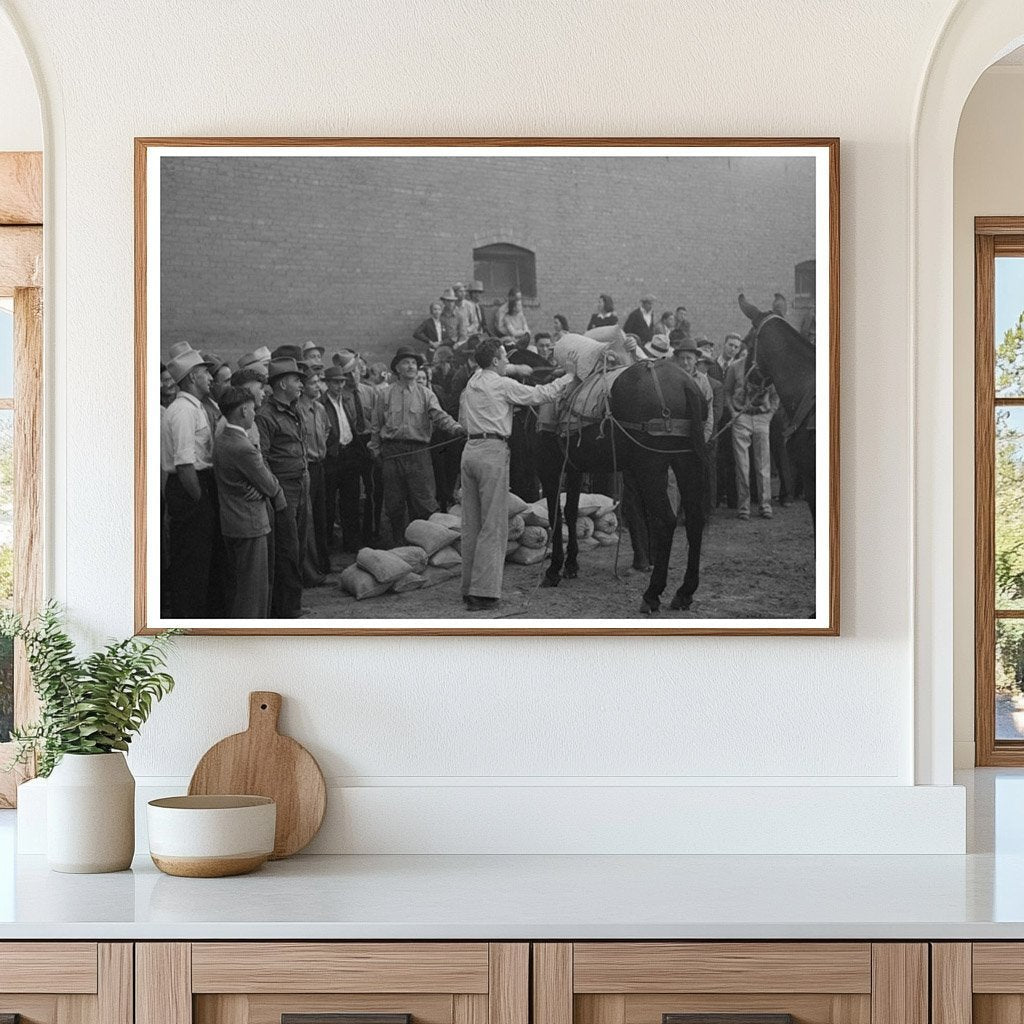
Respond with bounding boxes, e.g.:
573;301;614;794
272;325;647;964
338;516;463;601
340;492;622;599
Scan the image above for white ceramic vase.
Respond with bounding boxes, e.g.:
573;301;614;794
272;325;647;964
46;752;135;873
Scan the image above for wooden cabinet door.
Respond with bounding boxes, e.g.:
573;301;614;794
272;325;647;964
0;943;131;1024
533;944;928;1024
939;943;1024;1024
137;943;528;1024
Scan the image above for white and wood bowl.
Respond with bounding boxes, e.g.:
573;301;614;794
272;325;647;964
147;795;276;877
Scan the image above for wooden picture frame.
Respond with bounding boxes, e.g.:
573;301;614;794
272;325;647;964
135;137;839;636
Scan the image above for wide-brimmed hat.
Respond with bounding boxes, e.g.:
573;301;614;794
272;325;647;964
469;280;484;293
391;346;425;373
453;281;466;291
330;351;360;377
302;340;326;359
695;336;713;350
641;293;656;304
238;349;270;370
439;288;457;301
167;341;195;361
271;344;304;362
643;336;672;359
267;358;303;382
167;349;214;384
670;335;699;354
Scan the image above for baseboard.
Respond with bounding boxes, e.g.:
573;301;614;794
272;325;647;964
17;778;967;856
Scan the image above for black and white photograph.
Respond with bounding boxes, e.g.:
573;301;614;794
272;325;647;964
137;139;837;635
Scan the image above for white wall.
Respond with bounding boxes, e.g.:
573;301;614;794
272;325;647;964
952;66;1024;767
0;0;975;852
0;12;39;152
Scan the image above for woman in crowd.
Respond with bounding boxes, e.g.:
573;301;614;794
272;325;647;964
586;293;617;330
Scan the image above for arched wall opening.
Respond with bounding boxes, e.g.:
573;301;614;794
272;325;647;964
914;1;1024;784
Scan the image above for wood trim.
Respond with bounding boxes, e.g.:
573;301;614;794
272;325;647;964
969;942;1024;991
931;944;972;1024
870;945;928;1024
134;135;840;636
136;943;191;1024
572;943;871;994
191;942;489;994
488;944;528;1024
533;944;572;1024
0;942;97;993
575;996;625;1024
0;153;42;225
14;286;43;729
98;944;133;1024
453;995;487;1024
133;139;147;634
977;229;998;765
0;226;42;296
977;217;1024;236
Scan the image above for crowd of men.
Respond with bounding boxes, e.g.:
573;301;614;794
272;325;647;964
159;281;813;617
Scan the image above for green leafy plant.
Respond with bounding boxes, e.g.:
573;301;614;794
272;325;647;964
0;602;180;777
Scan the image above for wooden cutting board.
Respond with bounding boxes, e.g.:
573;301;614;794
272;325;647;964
188;691;326;859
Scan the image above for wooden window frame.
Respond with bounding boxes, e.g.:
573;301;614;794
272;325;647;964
0;151;43;806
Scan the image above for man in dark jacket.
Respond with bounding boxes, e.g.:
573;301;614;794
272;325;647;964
622;294;657;347
213;387;286;618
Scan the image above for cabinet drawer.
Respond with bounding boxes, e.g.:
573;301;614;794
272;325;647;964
0;942;98;994
139;943;528;1024
534;944;926;1024
0;943;130;1024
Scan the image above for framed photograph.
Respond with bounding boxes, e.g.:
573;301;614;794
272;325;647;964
135;137;838;636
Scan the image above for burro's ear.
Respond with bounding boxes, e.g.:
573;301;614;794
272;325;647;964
738;293;763;323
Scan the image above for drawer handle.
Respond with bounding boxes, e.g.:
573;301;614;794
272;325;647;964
283;1016;411;1024
664;1016;795;1024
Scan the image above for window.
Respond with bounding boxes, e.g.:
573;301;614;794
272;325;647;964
795;259;815;300
975;220;1024;764
472;243;537;302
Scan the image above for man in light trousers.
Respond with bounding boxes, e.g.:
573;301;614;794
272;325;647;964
458;338;572;611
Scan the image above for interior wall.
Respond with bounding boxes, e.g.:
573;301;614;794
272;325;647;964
0;0;976;851
0;13;40;151
952;65;1024;767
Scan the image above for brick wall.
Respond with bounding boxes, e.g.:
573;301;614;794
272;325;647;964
159;153;816;367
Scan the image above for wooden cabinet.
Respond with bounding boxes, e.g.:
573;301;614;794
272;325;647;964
136;944;528;1024
0;943;132;1024
932;943;1024;1024
532;944;928;1024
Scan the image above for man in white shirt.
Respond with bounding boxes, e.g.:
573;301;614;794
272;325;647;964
161;348;218;618
458;338;571;610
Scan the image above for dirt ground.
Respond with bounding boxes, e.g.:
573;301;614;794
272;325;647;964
302;502;817;621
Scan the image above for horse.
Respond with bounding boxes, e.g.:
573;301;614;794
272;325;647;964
736;294;817;521
535;357;709;615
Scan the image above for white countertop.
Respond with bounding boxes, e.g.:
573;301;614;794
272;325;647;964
0;849;1022;940
1;769;1022;941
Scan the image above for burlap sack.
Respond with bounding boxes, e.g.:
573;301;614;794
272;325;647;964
356;547;413;584
391;545;428;574
522;499;550;528
429;511;462;530
508;514;525;542
594;511;619;534
429;545;462;568
391;572;425;593
506;492;530;517
519;525;548;549
405;519;458;556
421;565;460;588
575;517;595;539
575;492;616;517
339;564;391;600
508;545;546;565
593;531;618;546
577;536;599;550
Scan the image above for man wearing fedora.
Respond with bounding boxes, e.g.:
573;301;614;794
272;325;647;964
297;367;330;579
322;354;377;555
161;348;220;618
459;281;485;341
724;348;779;521
370;346;463;544
438;289;460;351
623;294;657;348
213;386;287;618
256;357;308;616
302;341;326;371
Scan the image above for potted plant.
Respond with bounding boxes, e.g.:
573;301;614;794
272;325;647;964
2;602;179;873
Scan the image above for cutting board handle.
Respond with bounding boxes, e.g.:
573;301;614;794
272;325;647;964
248;691;282;734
